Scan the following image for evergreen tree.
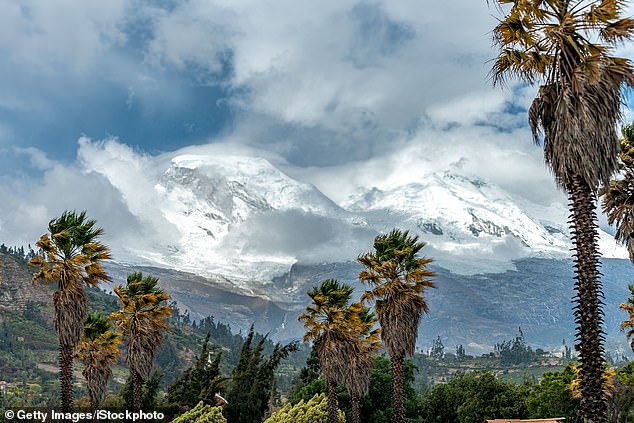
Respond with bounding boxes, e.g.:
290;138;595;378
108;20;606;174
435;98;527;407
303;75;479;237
430;336;444;360
167;333;226;407
456;345;466;361
225;326;298;423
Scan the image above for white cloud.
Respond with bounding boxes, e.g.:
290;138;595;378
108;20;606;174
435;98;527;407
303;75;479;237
0;0;128;74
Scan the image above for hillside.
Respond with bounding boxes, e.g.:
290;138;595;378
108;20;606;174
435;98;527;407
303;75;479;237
0;250;306;406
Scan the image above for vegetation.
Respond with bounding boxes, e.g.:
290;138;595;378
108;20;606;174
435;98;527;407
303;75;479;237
263;393;345;423
112;272;171;412
490;1;634;420
298;279;367;423
29;210;112;412
602;124;634;262
75;312;121;413
224;327;298;423
358;229;435;423
172;401;227;423
167;333;226;408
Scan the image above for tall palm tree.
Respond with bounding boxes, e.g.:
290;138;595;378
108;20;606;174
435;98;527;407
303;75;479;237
30;210;112;412
490;2;634;421
601;124;634;260
298;279;363;423
358;229;435;423
75;312;121;414
344;307;381;423
112;272;171;412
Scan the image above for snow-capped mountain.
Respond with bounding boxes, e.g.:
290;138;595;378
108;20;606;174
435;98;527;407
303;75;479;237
121;151;626;284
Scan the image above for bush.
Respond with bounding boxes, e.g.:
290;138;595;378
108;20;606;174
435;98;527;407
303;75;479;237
171;401;226;423
263;393;345;423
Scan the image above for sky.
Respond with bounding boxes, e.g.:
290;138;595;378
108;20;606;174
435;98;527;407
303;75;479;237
1;0;633;261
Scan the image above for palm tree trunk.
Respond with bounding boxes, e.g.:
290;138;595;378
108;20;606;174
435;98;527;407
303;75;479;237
132;370;143;412
59;344;74;413
391;354;404;423
569;175;608;423
326;380;339;423
351;392;361;423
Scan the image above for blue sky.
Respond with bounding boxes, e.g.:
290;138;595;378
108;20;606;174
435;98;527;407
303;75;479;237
0;0;632;252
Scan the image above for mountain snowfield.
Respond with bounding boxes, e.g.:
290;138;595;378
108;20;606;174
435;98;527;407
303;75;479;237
118;150;627;290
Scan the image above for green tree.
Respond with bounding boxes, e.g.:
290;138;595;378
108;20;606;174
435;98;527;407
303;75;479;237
224;326;298;423
526;362;579;421
167;333;226;407
420;371;529;423
430;336;445;360
298;279;365;423
358;229;435;423
490;1;634;421
119;370;163;411
112;272;171;412
355;356;419;423
30;210;112;412
75;312;121;414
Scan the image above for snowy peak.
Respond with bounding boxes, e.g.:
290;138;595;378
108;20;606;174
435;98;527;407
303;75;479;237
344;169;625;268
120;152;626;284
168;154;342;215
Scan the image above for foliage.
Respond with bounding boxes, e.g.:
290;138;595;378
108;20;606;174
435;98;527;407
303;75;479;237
119;370;164;411
29;210;112;412
224;326;298;423
494;327;536;365
526;362;579;421
601;124;634;262
620;284;634;353
358;228;435;423
112;272;171;411
608;361;634;423
263;393;345;423
298;279;368;423
353;356;419;423
167;333;227;407
288;343;325;404
171;401;226;423
430;336;444;360
491;0;634;420
75;312;121;411
419;371;529;423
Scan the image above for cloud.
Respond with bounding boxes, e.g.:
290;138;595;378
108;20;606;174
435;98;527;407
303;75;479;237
0;159;141;257
0;0;630;274
220;209;377;264
0;0;128;74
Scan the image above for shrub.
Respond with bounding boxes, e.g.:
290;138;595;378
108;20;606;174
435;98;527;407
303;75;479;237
171;401;226;423
264;393;345;423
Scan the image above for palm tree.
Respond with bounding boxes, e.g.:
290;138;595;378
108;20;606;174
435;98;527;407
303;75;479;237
344;307;381;423
298;279;363;423
75;312;121;414
601;124;634;261
112;272;171;412
358;229;435;423
619;285;634;353
491;2;634;421
30;210;112;412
